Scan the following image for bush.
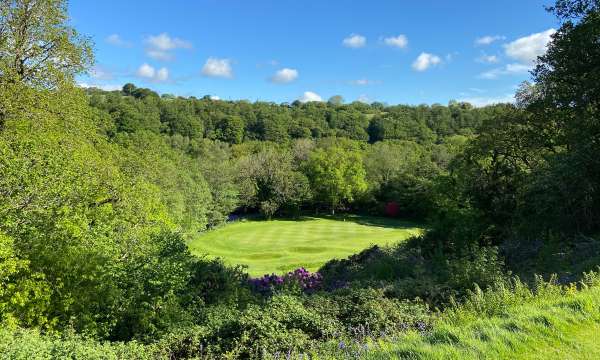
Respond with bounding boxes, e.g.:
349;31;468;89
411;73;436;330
319;238;506;306
0;328;159;360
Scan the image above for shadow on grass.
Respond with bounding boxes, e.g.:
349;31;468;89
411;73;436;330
234;213;426;230
307;214;425;230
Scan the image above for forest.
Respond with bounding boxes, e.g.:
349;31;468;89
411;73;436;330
1;0;599;358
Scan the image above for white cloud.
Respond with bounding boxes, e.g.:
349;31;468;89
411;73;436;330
479;63;531;80
343;34;366;48
383;35;408;49
458;94;515;107
89;65;113;80
357;94;372;103
298;91;323;103
144;33;192;61
145;33;192;51
209;95;221;101
412;52;442;72
136;63;169;82
270;68;299;83
155;67;169;82
475;35;506;46
353;79;370;86
137;63;155;78
477;54;500;64
474;29;555;80
349;78;381;86
78;82;123;91
504;29;556;64
202;57;233;78
106;34;131;47
146;50;174;61
468;87;486;93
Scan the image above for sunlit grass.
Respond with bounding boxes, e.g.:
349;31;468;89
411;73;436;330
362;286;600;359
188;215;423;276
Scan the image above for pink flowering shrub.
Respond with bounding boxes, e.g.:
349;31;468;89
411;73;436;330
249;267;323;295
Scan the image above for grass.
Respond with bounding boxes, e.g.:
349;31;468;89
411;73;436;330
188;215;423;276
359;284;600;360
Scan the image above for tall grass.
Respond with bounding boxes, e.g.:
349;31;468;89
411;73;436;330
360;269;600;359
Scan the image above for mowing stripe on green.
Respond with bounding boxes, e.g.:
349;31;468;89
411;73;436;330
188;216;423;276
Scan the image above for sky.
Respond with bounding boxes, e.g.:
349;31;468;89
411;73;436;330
70;0;560;106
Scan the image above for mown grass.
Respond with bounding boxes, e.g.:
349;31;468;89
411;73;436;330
188;215;423;276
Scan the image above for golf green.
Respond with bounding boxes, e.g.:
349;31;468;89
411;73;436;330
188;216;423;276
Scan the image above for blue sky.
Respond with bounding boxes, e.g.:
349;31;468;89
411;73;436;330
71;0;559;106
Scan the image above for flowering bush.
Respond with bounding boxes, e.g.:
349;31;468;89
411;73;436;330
249;267;323;295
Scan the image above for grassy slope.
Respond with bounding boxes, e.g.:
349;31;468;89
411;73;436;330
363;286;600;360
188;216;423;276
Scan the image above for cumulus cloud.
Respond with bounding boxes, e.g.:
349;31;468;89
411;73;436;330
412;52;442;71
209;95;221;101
146;50;174;61
298;91;323;103
504;28;556;64
343;34;366;48
475;29;555;80
146;33;192;51
78;82;123;91
136;63;169;82
270;68;299;83
349;78;381;86
89;65;113;80
383;35;408;49
144;33;192;61
479;63;531;79
155;67;169;82
477;54;500;64
202;57;233;78
106;34;131;47
475;35;506;46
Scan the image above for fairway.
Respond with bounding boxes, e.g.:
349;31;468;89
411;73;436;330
188;216;423;276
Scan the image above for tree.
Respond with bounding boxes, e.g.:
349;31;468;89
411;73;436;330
305;147;367;214
328;95;344;106
237;149;311;218
0;0;93;88
216;115;244;144
122;83;136;95
519;0;600;233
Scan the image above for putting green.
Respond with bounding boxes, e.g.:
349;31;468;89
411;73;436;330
188;216;423;276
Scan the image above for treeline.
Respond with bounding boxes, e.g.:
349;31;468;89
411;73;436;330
90;83;496;144
82;85;514;230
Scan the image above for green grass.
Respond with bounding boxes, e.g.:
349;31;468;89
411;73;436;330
360;286;600;360
188;215;423;276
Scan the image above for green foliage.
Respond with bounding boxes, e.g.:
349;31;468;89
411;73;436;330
0;0;93;89
155;288;429;359
306;147;368;213
0;328;160;359
0;232;52;330
114;130;211;235
2;1;600;358
237;148;311;218
320;239;505;306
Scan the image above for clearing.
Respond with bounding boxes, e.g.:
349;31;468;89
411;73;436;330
188;215;423;276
